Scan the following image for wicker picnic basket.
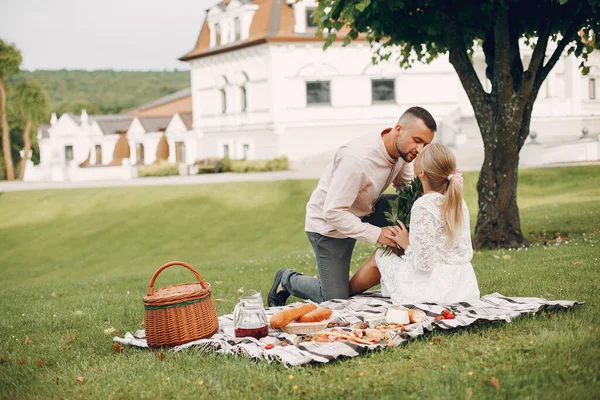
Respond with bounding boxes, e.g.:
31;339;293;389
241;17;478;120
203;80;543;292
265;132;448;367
143;261;219;348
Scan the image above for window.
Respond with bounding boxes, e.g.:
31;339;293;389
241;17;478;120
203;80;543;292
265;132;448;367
243;144;250;159
306;81;331;105
241;86;247;112
223;144;230;158
306;7;318;27
220;88;227;113
215;23;221;45
65;145;73;165
234;18;241;41
372;79;395;103
590;78;596;100
175;142;186;163
136;143;145;165
95;145;102;165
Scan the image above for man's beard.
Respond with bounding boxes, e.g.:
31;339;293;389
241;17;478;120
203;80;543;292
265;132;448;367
396;141;414;162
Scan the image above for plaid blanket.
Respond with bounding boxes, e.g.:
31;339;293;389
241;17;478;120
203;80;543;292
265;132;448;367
113;292;581;367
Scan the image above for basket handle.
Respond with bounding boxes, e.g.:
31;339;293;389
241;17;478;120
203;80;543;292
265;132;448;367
146;261;209;297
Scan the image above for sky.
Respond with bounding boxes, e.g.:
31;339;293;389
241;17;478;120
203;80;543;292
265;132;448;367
0;0;221;71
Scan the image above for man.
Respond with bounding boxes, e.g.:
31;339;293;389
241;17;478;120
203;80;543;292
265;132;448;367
268;106;437;306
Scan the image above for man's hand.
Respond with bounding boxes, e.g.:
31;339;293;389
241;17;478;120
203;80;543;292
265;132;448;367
384;220;410;250
377;226;397;247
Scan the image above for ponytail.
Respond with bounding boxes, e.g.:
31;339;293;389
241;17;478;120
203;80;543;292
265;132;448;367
442;171;464;243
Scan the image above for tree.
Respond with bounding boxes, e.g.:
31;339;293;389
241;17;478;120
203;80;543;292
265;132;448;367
315;0;599;248
54;100;101;116
0;39;22;181
14;81;49;180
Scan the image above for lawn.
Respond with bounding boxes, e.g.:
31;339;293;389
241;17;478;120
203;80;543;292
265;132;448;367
0;165;599;399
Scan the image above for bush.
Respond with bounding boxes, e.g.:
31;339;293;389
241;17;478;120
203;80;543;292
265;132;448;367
229;156;289;173
137;161;179;177
193;158;223;174
221;155;231;172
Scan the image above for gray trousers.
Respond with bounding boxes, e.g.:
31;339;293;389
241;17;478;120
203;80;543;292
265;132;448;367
282;194;395;303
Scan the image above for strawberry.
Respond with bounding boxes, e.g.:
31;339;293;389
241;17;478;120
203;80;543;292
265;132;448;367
445;312;455;319
265;344;274;350
434;315;444;321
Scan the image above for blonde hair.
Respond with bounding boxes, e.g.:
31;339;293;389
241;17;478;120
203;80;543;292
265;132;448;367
416;143;464;242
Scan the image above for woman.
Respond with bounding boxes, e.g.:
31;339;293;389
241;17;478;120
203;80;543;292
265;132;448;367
349;143;480;304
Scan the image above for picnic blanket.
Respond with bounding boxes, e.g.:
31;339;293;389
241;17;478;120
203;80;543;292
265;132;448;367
114;292;581;367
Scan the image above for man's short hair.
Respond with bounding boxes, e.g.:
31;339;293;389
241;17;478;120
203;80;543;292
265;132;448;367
399;106;437;132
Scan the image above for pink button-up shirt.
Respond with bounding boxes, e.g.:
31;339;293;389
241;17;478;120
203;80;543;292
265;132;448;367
305;130;414;244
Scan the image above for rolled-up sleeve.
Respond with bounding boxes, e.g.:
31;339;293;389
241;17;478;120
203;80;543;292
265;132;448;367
322;156;381;244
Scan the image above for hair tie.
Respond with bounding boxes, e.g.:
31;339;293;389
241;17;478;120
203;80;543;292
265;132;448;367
452;168;464;187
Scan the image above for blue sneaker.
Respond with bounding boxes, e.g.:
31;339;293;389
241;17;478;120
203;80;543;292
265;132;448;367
268;269;290;307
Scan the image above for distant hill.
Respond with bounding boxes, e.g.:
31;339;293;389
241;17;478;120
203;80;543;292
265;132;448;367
6;70;190;115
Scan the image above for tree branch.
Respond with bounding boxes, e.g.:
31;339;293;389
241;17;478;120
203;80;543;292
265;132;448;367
518;15;582;150
516;14;551;115
538;17;583;84
482;29;494;84
443;2;488;114
492;3;513;99
509;15;524;92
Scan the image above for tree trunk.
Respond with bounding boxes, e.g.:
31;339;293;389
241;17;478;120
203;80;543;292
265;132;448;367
17;117;32;180
0;77;15;180
473;101;528;249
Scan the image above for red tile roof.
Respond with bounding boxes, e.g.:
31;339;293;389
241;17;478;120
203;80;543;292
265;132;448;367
179;0;364;62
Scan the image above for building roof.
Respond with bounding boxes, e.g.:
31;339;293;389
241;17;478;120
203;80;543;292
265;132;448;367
90;114;130;122
180;113;193;130
138;116;172;133
65;113;130;127
65;113;81;124
127;88;192;113
179;0;361;61
96;117;132;136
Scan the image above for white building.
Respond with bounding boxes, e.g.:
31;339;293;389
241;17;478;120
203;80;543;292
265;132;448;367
28;110;194;182
28;0;600;182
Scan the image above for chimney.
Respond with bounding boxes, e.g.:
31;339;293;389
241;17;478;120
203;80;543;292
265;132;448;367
81;109;89;125
50;112;58;126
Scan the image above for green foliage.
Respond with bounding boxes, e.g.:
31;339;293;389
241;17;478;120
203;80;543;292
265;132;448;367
221;155;231;172
0;39;22;78
2;80;49;174
15;80;49;122
6;70;190;114
229;156;289;173
54;100;101;116
0;167;598;398
137;162;179;177
194;158;223;174
384;177;424;230
316;0;599;70
6;100;26;167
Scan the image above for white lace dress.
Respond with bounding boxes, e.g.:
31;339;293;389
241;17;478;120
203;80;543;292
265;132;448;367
375;192;480;304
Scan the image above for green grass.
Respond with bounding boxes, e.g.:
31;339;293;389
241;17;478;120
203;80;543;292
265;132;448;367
1;166;599;399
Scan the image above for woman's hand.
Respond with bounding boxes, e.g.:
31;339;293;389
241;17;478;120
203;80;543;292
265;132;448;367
384;220;410;250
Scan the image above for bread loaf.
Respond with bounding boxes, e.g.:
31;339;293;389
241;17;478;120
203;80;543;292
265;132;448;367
270;304;317;328
297;307;332;323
